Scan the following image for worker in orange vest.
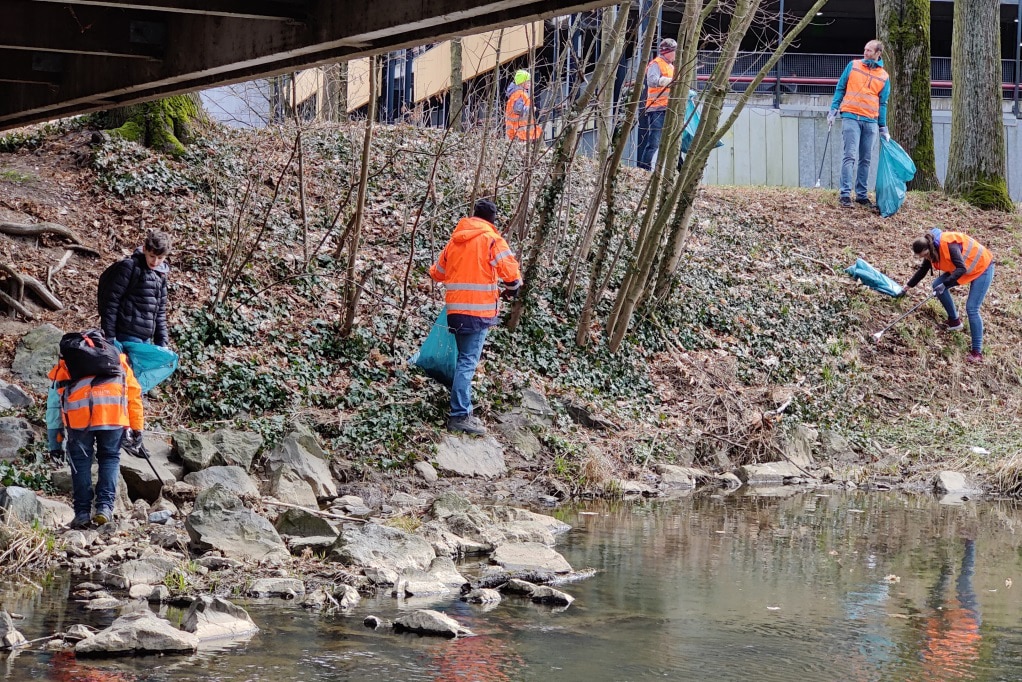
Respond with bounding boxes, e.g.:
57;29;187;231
637;38;677;171
46;334;144;528
902;228;994;364
505;70;541;141
828;40;890;209
429;199;522;435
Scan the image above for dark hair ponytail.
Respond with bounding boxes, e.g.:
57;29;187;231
911;233;938;263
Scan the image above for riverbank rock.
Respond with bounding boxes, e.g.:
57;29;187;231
736;461;805;485
101;557;178;589
120;435;181;503
934;471;983;501
183;465;260;496
1;610;27;649
393;609;473;638
274;508;336;538
462;588;501;605
0;486;43;524
75;611;199;656
491;542;572;574
174;431;217;473
248;578;305;599
185;484;288;563
328;522;435;572
11;324;62;392
530;585;574;607
181;596;258;640
435;435;506;478
264;424;338;499
0;417;34;459
265;466;319;508
210;429;263;471
0;379;32;410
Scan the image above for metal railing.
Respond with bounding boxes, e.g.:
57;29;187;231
695;51;1020;100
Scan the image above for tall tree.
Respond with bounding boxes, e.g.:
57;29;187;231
875;0;939;190
103;94;205;156
449;38;464;131
945;0;1013;211
324;61;349;122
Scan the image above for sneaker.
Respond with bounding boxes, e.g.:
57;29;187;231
945;318;964;332
447;415;487;436
92;508;113;526
839;197;853;208
69;513;92;529
965;350;984;364
855;197;874;208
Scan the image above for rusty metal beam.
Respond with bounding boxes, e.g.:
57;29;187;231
0;0;611;131
32;0;309;22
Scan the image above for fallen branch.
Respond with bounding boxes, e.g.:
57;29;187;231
262;499;367;523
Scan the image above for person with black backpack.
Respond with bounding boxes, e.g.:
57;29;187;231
97;230;172;347
46;330;144;528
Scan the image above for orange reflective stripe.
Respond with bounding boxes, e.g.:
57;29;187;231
436;217;522;318
645;57;674;110
839;60;888;119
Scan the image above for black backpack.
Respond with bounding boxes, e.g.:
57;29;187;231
97;256;140;316
59;330;122;381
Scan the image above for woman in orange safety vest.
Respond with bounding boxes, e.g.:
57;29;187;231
46;344;143;527
903;228;994;363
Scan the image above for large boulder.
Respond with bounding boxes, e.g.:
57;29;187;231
185;484;289;563
328;522;435;572
435;435;506;478
173;431;217;473
491;542;572;574
210;429;263;471
0;486;43;524
393;609;473;638
0;417;35;460
274;508;336;538
183;466;260;497
75;611;198;656
0;609;27;649
11;324;62;392
181;596;258;640
264;424;337;499
0;380;32;410
119;433;181;502
265;465;319;508
100;557;178;589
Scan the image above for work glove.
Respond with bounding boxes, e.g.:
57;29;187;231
933;282;946;296
120;429;144;456
500;288;520;302
48;448;65;465
879;126;890;142
827;109;838;126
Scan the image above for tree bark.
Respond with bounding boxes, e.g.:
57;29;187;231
103;94;205;156
875;0;940;191
449;38;464;131
325;61;348;122
945;0;1014;211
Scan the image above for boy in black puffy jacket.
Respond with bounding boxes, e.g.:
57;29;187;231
98;230;172;347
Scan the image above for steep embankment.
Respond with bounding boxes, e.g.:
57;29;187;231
1;119;1020;494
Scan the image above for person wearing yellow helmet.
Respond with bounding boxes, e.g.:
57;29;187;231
505;69;541;141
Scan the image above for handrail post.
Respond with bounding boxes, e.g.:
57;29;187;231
774;0;784;109
1014;0;1021;117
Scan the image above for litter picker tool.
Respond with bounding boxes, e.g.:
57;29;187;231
814;122;833;188
871;293;935;343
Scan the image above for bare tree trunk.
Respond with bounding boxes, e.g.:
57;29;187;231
341;55;379;336
945;0;1013;211
876;0;939;190
596;5;619;161
449;38;464;131
324;62;348;122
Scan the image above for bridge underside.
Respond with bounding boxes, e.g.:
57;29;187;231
1;0;606;131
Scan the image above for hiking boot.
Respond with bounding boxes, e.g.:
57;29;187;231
447;415;486;436
839;196;853;208
945;318;964;332
69;513;92;529
965;350;984;364
92;507;113;526
855;197;874;208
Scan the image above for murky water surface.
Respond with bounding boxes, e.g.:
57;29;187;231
6;491;1022;681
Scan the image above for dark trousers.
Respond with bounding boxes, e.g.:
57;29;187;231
637;108;666;171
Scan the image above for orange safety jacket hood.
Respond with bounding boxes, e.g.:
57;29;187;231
839;59;889;119
645;56;675;110
48;356;144;432
934;232;992;285
429;217;522;318
505;87;541;141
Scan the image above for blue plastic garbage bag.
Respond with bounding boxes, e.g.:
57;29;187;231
845;258;903;297
875;138;916;218
681;90;724;153
113;340;179;394
409;306;457;388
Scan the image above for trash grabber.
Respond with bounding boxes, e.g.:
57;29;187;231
814;123;833;188
872;293;935;343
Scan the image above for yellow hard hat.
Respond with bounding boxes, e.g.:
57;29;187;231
514;70;530;85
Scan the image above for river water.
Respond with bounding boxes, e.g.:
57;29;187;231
5;490;1022;681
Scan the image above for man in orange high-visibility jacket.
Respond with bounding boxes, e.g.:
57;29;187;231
637;38;677;171
505;70;542;141
828;40;890;209
429;199;522;435
46;345;143;528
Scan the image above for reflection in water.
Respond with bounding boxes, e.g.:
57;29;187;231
3;492;1022;681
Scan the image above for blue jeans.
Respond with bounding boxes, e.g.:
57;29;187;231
840;117;877;200
67;428;123;516
637;109;666;171
936;264;994;353
451;330;488;417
